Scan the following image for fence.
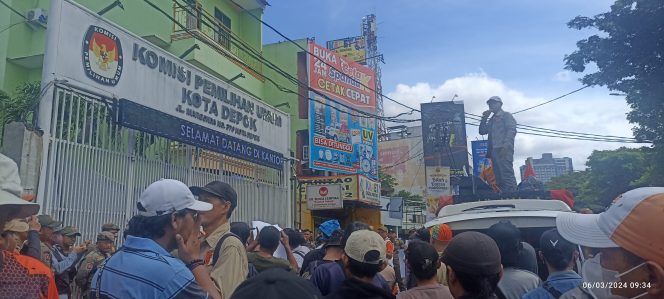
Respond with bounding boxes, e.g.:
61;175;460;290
39;85;291;245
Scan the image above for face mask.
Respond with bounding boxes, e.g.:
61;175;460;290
582;253;648;299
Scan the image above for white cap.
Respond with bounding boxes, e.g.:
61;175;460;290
556;187;664;265
138;179;212;216
0;154;39;218
487;96;503;104
344;230;386;264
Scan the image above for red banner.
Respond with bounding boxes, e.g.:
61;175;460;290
308;41;377;112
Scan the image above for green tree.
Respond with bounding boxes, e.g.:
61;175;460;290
564;0;664;144
379;171;397;196
0;81;41;125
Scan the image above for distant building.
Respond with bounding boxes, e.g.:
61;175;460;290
520;153;573;183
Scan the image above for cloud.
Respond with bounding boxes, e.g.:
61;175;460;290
383;72;645;180
553;70;572;82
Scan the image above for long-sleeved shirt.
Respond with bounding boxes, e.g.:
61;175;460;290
50;244;82;274
201;221;248;299
479;110;517;151
20;230;42;260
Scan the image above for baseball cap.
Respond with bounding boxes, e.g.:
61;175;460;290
442;231;502;276
230;268;323;299
429;223;453;242
557;187;664;265
97;231;115;242
3;219;29;233
376;225;388;232
38;215;63;231
540;229;576;265
319;219;340;239
138;179;212;217
101;223;120;232
0;154;39;219
323;229;344;248
60;226;81;237
344;230;386;264
190;181;238;207
487;96;503;104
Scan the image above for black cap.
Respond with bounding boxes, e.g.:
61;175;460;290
323;229;344;248
442;231;502;276
190;181;237;207
540;229;577;267
230;268;323;299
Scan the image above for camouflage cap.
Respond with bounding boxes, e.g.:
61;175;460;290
60;226;81;237
97;231;115;242
101;223;120;232
37;215;63;231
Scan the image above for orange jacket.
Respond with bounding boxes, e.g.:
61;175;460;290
0;250;59;299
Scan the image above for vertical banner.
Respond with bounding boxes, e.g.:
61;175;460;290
425;166;451;220
308;92;378;179
471;140;490;177
326;36;367;65
421;102;469;177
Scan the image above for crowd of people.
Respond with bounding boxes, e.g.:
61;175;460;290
2;151;664;299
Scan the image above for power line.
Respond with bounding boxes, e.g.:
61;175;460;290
0;21;23;34
381;150;423;170
465;121;645;143
0;0;27;20
167;0;419;123
512;85;591;114
227;0;420;114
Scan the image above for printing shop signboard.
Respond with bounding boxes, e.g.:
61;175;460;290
308;92;378;179
308;40;376;112
42;0;289;169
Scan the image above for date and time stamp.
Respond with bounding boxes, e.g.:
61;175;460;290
582;282;652;289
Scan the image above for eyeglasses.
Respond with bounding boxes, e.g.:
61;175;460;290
175;209;200;222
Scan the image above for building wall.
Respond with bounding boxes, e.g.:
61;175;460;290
520;153;573;183
0;0;266;98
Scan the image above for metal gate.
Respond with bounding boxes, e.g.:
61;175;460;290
39;85;291;242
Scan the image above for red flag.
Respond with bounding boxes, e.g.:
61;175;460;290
524;158;536;179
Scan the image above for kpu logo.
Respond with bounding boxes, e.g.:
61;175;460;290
82;26;123;86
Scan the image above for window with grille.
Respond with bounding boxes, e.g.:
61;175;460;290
214;8;231;49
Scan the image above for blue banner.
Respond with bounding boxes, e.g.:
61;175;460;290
471;140;490;177
308;93;378;179
119;99;284;170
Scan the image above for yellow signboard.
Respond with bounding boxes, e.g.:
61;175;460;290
299;174;381;207
326;36;367;64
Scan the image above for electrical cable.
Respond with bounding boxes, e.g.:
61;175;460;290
512;85;591;114
0;20;23;34
0;0;27;20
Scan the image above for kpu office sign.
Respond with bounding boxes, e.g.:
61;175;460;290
43;0;290;169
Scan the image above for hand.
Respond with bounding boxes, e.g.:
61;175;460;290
74;243;88;254
28;215;41;231
482;110;492;118
280;231;291;250
177;229;202;264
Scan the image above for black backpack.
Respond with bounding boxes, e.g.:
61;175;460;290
211;232;258;279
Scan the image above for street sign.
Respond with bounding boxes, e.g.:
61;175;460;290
306;184;343;210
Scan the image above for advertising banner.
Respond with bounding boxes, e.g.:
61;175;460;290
471;140;490;177
299;174;380;206
380;197;403;227
43;0;289;165
378;137;426;197
306;185;343;210
425;166;451;220
358;175;381;206
308;40;377;112
326;36;367;65
421;102;469;177
308;92;378;179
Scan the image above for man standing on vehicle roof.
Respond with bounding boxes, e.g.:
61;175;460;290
479;96;517;193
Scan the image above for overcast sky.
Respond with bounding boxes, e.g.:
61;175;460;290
263;0;650;179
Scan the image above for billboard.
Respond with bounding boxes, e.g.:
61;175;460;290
41;0;290;167
471;140;490;177
421;102;469;177
299;174;381;206
378;136;426;197
308;92;378;179
326;36;367;65
425;166;451;220
306;184;343;210
308;40;377;112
